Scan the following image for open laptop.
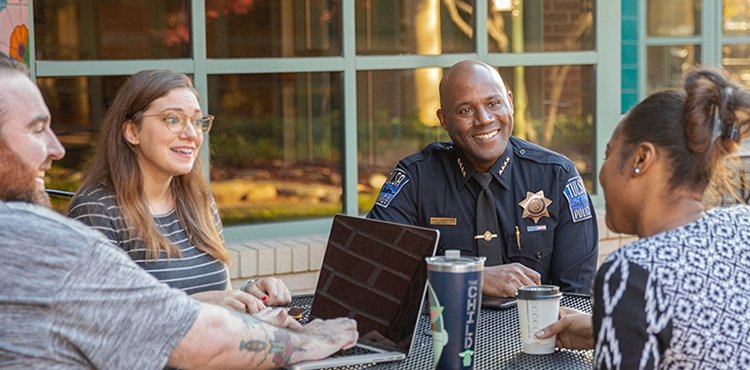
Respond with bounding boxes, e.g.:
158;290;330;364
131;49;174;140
288;214;440;370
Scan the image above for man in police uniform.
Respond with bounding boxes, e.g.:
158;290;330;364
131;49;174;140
368;60;598;297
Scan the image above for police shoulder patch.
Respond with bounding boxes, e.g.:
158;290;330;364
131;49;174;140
375;169;410;208
562;176;592;223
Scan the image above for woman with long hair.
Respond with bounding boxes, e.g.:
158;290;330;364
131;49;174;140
69;70;290;313
536;67;750;368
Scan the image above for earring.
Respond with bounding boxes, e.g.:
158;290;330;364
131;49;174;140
633;167;641;174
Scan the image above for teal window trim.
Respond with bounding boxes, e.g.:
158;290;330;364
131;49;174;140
637;0;646;100
621;0;639;113
30;0;621;242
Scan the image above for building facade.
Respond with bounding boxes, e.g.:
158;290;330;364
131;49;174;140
2;1;746;245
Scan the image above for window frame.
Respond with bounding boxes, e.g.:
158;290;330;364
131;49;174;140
28;0;621;242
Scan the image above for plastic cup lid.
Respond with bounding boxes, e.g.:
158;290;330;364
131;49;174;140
515;285;562;300
425;250;485;272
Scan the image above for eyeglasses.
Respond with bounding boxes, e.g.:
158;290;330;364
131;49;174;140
141;110;214;133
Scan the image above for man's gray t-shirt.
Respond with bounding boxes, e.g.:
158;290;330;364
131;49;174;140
0;201;201;369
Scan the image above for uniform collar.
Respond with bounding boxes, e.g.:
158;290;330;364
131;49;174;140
452;140;514;190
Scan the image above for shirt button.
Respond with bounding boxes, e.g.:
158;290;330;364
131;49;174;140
535;251;542;259
519;149;526;155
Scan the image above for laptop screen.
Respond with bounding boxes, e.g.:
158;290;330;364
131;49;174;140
309;215;439;353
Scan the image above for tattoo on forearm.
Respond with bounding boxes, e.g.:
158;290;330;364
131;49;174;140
230;310;261;329
239;330;305;366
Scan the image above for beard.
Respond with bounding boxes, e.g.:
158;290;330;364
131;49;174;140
0;137;51;207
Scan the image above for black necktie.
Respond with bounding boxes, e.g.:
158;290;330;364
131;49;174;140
473;172;503;265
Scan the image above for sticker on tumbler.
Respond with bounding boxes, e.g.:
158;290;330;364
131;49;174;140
461;280;480;367
459;349;475;367
428;282;448;367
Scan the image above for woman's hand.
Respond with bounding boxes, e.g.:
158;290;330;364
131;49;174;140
534;307;594;350
242;277;293;306
190;290;267;313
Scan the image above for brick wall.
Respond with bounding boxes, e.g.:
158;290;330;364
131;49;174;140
229;210;637;294
594;212;638;267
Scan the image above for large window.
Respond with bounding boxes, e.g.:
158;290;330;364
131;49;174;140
642;0;750;95
487;0;594;53
205;0;341;58
208;72;344;224
32;0;619;240
499;65;596;187
356;68;449;213
355;0;473;54
723;0;750;87
34;0;192;60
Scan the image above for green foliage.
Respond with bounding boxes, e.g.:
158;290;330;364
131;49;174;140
549;114;594;147
211;111;343;168
220;202;342;225
358;191;378;214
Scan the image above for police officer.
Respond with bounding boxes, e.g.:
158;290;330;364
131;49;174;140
368;60;598;297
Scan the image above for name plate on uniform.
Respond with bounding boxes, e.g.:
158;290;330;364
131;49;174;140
430;217;457;226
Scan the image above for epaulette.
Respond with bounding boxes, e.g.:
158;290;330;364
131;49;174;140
399;141;453;167
510;137;575;171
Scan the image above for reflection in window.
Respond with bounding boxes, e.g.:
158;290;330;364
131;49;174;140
355;0;473;55
723;44;750;89
357;65;595;213
206;0;341;58
487;0;594;53
724;0;750;37
647;45;700;94
499;65;595;190
40;76;129;211
647;0;700;37
208;73;343;224
356;69;449;212
34;0;191;60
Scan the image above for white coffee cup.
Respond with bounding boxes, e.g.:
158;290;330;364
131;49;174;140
515;285;562;355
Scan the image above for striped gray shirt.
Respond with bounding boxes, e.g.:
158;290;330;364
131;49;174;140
68;186;229;295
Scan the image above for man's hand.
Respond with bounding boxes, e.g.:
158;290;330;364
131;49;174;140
482;263;541;297
253;307;302;330
534;307;593;350
243;277;293;306
169;304;358;370
299;318;359;357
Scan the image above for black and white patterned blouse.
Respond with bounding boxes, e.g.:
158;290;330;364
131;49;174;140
592;205;750;369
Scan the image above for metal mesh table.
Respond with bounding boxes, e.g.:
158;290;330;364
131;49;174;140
290;293;593;370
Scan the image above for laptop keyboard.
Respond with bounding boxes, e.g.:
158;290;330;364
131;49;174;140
330;345;379;358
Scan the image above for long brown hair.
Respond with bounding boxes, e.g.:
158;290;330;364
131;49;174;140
72;70;228;263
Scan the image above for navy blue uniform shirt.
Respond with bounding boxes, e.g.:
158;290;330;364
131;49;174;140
367;137;598;293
